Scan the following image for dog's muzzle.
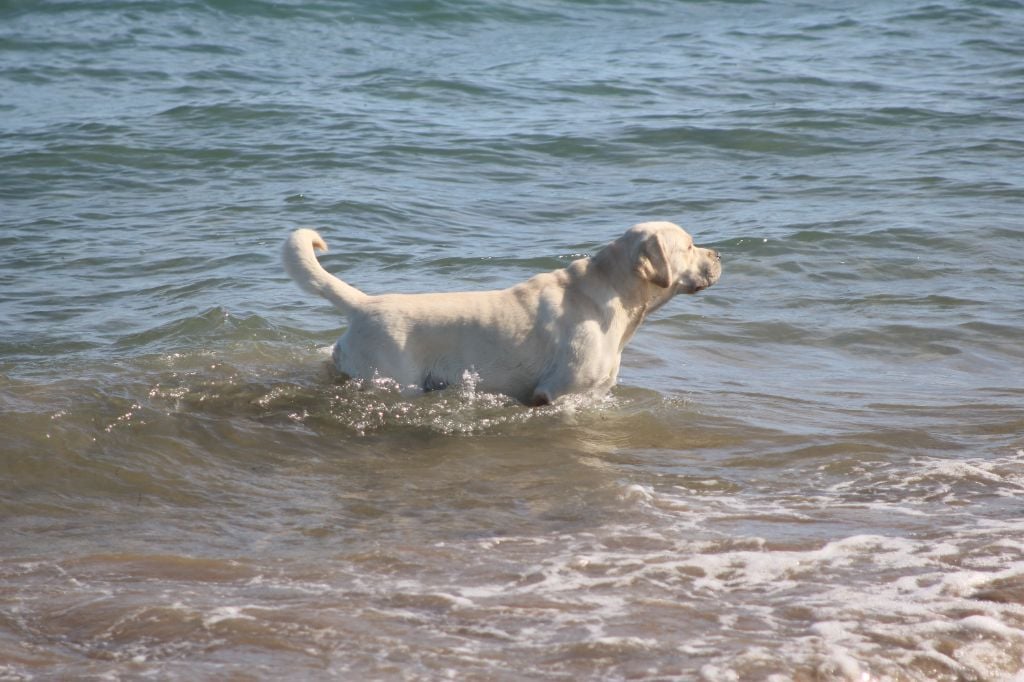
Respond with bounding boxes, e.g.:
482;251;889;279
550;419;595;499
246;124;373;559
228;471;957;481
684;251;721;294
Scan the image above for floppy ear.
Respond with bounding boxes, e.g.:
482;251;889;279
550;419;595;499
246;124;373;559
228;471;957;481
634;233;672;288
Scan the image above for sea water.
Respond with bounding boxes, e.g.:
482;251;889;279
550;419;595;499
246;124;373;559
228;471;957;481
2;1;1023;679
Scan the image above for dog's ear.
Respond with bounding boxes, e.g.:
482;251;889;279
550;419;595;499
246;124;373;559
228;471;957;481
634;232;672;288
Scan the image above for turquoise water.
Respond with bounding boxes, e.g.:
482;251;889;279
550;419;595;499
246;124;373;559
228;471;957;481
2;1;1024;679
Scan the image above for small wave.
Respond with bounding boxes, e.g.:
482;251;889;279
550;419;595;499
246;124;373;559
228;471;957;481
506;475;1024;680
158;102;302;125
115;307;295;351
161;360;613;437
616;124;857;157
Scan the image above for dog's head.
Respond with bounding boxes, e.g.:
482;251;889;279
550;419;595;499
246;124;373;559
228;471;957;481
627;221;722;295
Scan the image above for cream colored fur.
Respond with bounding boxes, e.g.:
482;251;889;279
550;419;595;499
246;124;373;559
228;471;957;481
283;221;721;405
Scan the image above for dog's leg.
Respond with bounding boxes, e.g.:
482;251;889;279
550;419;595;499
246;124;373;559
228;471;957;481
423;372;449;393
530;390;552;407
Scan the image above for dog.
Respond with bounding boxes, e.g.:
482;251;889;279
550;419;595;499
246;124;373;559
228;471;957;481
283;221;721;406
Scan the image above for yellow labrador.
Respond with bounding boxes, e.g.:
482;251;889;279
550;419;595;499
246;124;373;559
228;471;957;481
283;221;721;405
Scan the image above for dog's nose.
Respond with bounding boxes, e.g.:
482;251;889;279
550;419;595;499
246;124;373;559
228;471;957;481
709;249;721;260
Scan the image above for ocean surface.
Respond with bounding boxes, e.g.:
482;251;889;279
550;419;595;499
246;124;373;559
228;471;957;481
2;1;1024;679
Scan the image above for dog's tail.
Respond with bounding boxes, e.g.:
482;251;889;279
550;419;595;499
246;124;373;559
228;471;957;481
283;229;368;315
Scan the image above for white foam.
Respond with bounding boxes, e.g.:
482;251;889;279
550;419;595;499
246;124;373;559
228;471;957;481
958;614;1024;639
556;469;1024;679
202;605;256;627
24;442;1011;680
619;483;655;503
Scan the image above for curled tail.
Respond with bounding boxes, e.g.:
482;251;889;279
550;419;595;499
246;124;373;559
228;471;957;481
282;229;368;315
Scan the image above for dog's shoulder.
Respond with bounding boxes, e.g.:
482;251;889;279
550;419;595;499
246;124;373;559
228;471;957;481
514;257;589;293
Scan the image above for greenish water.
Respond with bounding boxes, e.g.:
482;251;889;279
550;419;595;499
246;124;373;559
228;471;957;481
2;1;1023;679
